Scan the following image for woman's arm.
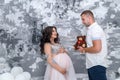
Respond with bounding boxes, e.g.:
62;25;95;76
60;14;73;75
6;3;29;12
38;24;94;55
44;43;66;74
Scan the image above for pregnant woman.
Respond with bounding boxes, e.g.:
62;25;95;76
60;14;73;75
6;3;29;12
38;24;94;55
40;26;76;80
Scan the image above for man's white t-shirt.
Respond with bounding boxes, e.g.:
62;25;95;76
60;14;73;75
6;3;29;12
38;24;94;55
86;22;108;69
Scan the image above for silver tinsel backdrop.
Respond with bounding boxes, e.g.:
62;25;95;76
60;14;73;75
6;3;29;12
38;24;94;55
0;0;120;80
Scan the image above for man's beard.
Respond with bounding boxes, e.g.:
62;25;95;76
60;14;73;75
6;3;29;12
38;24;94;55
85;23;90;27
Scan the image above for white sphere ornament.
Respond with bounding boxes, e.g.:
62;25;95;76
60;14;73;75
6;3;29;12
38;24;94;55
0;57;6;63
0;75;1;78
15;74;26;80
11;67;23;78
0;73;14;80
118;67;120;74
115;78;120;80
22;72;31;80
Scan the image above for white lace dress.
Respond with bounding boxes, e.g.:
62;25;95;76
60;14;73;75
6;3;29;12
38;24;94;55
44;44;77;80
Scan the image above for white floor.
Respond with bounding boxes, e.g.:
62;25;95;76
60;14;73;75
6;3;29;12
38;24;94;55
31;72;118;80
31;74;89;80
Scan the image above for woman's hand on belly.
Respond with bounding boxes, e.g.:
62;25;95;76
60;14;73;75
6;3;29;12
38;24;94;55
52;54;58;58
59;68;66;74
57;47;67;53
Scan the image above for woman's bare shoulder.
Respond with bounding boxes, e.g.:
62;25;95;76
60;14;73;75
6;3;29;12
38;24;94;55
44;43;51;47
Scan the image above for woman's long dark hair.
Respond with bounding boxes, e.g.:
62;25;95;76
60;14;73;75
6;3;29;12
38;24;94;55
40;26;59;55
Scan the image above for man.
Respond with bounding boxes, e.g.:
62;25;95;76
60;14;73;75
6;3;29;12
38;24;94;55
79;10;108;80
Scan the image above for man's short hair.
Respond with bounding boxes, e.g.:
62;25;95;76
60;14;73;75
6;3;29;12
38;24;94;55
81;10;94;18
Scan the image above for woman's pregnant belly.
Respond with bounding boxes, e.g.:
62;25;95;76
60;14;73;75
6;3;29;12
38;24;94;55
53;53;71;70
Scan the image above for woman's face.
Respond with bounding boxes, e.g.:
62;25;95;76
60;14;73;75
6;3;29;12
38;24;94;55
51;28;57;39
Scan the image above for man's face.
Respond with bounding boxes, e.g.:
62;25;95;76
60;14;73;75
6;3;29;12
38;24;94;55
81;14;90;27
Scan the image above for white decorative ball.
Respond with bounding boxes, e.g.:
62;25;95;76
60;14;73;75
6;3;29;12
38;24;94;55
118;67;120;74
115;78;120;80
0;73;14;80
0;57;6;63
11;67;23;78
22;72;31;80
15;74;26;80
0;75;1;79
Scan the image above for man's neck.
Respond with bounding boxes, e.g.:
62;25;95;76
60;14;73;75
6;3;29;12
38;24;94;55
89;21;95;27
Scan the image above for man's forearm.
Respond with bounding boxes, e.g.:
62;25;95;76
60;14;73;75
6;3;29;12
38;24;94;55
84;46;101;53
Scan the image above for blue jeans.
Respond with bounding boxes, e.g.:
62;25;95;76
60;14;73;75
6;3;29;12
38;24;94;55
87;65;107;80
